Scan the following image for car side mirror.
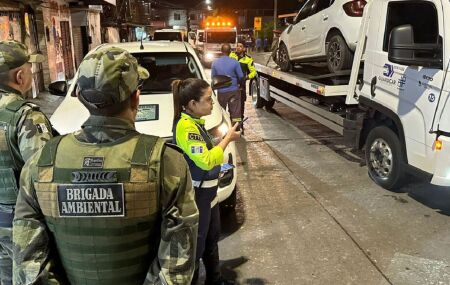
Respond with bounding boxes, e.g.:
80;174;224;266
48;81;67;96
212;75;232;90
388;24;442;69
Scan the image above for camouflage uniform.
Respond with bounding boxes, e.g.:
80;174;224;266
13;46;199;285
0;41;50;285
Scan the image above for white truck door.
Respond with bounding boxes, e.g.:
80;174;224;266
365;0;444;173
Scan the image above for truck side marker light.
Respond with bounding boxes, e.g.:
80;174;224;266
434;139;443;151
317;87;325;95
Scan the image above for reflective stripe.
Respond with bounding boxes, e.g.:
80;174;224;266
210;196;219;208
192;179;219;188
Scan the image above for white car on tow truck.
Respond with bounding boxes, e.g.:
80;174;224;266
49;41;238;209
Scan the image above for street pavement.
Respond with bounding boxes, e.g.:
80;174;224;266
30;53;450;284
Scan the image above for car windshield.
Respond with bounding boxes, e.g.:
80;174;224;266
154;32;182;41
206;31;236;43
132;53;202;93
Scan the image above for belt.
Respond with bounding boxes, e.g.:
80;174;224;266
192;179;219;188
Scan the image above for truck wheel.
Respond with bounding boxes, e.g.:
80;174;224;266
327;34;353;73
251;79;265;109
278;43;292;72
365;126;406;191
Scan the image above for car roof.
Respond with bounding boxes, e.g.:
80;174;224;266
95;41;189;54
155;29;182;33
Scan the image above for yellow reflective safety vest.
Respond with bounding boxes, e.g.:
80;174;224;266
230;51;257;79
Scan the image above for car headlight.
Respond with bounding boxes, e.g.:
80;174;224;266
206;52;214;60
208;116;229;142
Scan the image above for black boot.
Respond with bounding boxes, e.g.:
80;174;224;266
203;250;236;285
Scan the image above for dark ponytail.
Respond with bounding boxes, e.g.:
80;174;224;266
171;78;210;123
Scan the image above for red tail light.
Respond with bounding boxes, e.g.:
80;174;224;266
343;0;367;17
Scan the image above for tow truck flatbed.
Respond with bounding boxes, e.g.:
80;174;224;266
255;63;353;97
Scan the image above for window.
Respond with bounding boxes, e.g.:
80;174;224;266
295;0;317;23
154;32;182;41
316;0;331;13
174;13;181;21
190;14;197;21
132;53;201;93
383;2;439;52
206;31;236;44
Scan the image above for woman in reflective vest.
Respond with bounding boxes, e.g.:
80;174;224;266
172;78;240;284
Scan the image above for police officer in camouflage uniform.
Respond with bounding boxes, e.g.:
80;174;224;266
12;46;199;285
0;40;52;285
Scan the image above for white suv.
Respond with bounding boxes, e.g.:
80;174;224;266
50;41;238;209
278;0;367;73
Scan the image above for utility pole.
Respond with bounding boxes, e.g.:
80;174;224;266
273;0;277;30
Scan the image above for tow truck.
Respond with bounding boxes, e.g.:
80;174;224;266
250;0;450;190
194;16;237;65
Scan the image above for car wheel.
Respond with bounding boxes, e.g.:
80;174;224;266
278;43;292;72
251;78;265;109
220;186;237;213
365;126;406;191
327;34;353;73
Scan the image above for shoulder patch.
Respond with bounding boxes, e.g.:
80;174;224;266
188;133;204;142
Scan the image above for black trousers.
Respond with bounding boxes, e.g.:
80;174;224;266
195;187;221;283
240;84;247;122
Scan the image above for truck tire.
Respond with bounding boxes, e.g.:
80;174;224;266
251;78;265;109
327;34;353;73
365;126;406;191
278;43;292;72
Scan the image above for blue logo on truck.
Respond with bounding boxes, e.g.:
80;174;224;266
383;64;394;78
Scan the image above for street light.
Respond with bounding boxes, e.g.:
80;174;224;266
205;0;211;4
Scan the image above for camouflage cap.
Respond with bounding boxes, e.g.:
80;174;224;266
0;40;45;73
76;46;149;109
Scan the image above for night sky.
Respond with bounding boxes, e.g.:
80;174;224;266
180;0;301;12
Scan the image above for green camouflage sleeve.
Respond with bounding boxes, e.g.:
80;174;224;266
17;108;53;162
145;146;199;285
12;151;63;285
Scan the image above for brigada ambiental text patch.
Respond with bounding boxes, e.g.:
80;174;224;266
57;183;124;217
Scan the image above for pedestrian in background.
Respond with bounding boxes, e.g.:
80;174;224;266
256;37;262;52
230;41;257;133
172;78;240;285
264;37;269;52
13;46;199;285
0;40;52;285
211;44;244;128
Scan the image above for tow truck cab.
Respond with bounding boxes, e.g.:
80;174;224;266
355;0;450;187
195;16;237;64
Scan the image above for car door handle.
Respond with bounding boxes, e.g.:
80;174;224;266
371;76;377;97
301;26;306;30
323;15;329;21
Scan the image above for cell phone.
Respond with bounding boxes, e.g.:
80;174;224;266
220;163;235;172
239;117;249;128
